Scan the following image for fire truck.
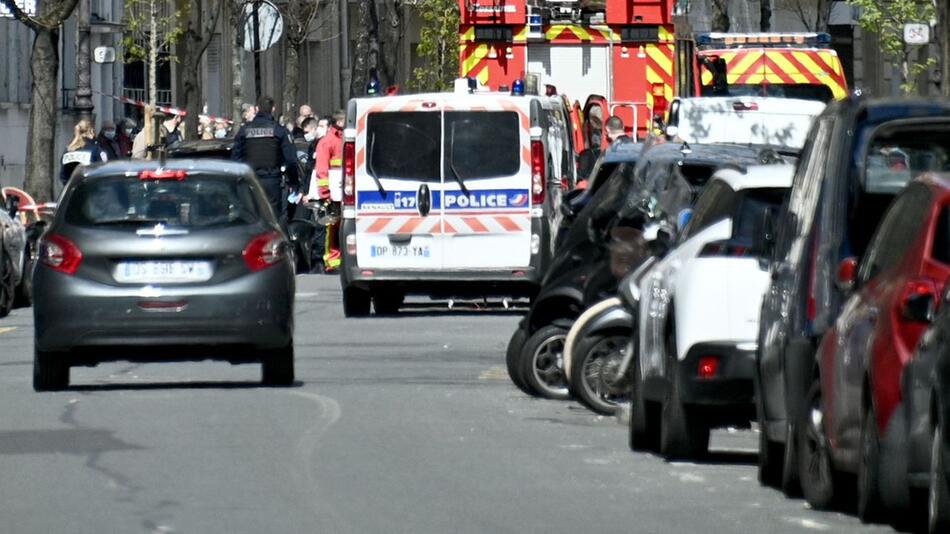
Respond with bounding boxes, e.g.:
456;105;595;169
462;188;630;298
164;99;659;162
458;0;676;147
672;13;849;101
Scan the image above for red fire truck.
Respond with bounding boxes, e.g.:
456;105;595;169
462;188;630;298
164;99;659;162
458;0;676;147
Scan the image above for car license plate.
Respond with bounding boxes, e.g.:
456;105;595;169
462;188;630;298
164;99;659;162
115;261;213;283
369;244;431;258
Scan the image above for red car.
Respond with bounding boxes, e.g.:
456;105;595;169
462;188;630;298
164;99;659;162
798;173;950;522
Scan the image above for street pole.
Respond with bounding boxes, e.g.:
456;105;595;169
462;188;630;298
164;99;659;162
75;0;94;122
253;0;262;100
340;0;350;107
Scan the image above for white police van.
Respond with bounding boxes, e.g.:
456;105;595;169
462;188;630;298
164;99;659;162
338;81;577;316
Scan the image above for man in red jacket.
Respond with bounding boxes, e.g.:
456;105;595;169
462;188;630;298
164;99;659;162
313;110;345;272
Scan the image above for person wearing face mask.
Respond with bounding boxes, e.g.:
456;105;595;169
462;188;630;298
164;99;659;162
96;120;122;162
315;117;329;142
60;119;101;185
117;118;136;158
213;119;230;139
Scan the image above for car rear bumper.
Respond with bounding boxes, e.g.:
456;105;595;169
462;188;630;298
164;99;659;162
676;342;756;407
33;265;294;353
342;266;540;297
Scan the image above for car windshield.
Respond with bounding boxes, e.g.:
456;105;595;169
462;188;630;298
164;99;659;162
64;175;264;228
701;83;834;103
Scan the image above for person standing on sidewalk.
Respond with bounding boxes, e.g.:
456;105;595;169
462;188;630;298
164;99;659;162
60;119;101;185
96;121;123;161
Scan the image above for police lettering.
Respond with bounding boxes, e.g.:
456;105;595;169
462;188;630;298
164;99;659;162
445;193;508;209
246;127;276;138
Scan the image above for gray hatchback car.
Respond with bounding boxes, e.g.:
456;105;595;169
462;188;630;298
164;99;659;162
33;160;295;390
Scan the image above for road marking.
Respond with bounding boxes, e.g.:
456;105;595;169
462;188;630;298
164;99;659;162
783;518;830;531
0;327;17;335
479;366;509;380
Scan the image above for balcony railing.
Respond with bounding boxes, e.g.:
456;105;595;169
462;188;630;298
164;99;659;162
122;88;173;106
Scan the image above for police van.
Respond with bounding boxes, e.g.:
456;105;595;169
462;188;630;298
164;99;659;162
338;81;578;316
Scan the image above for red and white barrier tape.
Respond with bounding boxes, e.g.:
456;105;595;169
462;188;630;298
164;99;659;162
94;91;234;124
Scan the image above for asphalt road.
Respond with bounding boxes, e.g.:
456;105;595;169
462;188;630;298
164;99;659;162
0;274;898;533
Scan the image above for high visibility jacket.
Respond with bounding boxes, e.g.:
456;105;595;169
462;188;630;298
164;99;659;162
315;126;343;200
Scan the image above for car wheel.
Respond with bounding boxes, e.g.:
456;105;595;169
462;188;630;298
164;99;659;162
570;330;630;415
857;404;883;522
520;325;571;400
342;286;371;317
757;407;784;488
14;244;33;308
33;348;70;391
261;343;295;386
659;331;709;460
506;327;533;395
929;421;950;534
373;291;404;315
798;378;840;510
0;251;14;318
630;353;660;452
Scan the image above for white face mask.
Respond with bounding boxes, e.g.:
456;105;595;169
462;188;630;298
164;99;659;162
315;125;328;139
304;131;316;142
214;129;227;139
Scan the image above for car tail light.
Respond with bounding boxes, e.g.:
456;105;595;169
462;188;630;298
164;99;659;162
698;241;751;257
697;355;720;379
139;169;188;180
242;231;287;272
531;139;545;205
342;141;356;207
40;233;83;275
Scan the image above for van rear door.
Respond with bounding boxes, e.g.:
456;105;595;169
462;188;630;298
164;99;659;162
355;108;443;270
442;105;531;270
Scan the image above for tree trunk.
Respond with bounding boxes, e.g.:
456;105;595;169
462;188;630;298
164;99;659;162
24;27;60;202
231;0;246;123
711;0;729;32
350;0;371;96
814;0;831;33
378;0;401;88
282;41;301;119
759;0;771;32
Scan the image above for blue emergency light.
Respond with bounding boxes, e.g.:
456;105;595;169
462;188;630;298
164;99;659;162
511;79;525;96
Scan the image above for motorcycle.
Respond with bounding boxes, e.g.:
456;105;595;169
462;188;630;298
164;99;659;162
286;199;337;274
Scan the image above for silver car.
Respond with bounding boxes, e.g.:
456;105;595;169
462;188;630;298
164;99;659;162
32;160;295;390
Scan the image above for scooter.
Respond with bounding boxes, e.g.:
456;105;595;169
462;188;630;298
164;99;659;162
286;199;336;274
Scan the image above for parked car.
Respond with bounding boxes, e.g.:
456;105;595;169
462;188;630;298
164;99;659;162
800;174;950;522
32;160;296;390
630;164;793;459
0;193;29;317
755;98;950;494
509;142;766;400
904;277;950;533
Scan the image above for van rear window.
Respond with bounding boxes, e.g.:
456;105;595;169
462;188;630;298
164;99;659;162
64;175;264;228
365;111;521;182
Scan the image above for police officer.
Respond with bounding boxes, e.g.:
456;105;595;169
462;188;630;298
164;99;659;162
231;96;300;226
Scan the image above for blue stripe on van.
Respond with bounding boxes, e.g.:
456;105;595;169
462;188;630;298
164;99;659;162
357;189;530;211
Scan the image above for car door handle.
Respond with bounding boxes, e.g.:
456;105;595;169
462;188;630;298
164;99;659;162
417;184;431;217
388;234;412;244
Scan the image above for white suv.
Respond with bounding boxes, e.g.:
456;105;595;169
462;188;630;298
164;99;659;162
630;164;793;459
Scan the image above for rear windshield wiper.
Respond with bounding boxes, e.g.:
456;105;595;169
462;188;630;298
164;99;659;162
367;133;387;198
447;124;470;196
93;218;170;226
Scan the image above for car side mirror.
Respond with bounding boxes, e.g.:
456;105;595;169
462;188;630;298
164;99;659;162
903;292;935;323
6;195;19;218
835;257;859;293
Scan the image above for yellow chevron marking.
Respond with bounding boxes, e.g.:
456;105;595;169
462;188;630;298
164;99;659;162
546;24;592;41
460;27;475;42
729;50;763;77
767;52;807;82
514;26;528;42
646;44;674;75
817;51;843;75
658;26;674;42
793;51;847;99
476;67;489;85
461;44;489;75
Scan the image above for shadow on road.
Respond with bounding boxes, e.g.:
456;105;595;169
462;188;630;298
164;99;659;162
373;302;528;318
695;449;759;466
67;380;305;392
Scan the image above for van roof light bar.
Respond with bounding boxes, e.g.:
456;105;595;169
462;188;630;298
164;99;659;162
697;32;832;49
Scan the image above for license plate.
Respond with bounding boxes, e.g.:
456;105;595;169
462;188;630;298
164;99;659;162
115;261;213;283
369;244;431;258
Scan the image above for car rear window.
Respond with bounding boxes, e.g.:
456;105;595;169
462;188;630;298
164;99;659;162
861;122;950;194
64;175;264;228
365;111;521;182
445;111;520;180
733;188;787;242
